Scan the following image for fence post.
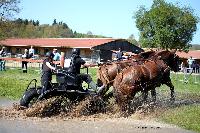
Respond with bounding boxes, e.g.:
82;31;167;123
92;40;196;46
194;68;198;84
60;52;65;68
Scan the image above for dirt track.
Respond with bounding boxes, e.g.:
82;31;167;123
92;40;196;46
0;98;195;133
0;117;194;133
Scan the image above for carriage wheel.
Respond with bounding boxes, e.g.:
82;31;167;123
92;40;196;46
20;88;40;107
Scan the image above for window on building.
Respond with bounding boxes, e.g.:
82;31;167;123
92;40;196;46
44;48;49;55
16;48;21;54
35;48;40;54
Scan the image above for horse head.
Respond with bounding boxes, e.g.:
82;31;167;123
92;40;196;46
170;52;180;72
152;50;179;72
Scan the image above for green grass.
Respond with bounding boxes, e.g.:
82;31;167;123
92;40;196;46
0;68;41;99
159;73;200;94
159;105;200;132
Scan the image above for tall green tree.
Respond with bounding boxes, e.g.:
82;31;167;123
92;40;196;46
0;0;20;40
52;19;57;25
134;0;199;51
127;34;139;46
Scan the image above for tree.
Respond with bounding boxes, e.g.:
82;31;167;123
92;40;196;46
0;0;20;40
52;19;57;25
35;20;39;26
0;0;20;20
127;34;139;47
62;22;68;29
134;0;199;51
87;31;93;37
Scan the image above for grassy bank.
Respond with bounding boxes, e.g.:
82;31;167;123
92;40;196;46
0;68;41;99
0;68;200;132
159;105;200;132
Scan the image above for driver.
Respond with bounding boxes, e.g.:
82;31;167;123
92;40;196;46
41;52;56;94
69;48;103;92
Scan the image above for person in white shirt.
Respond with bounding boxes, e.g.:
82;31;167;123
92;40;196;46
29;46;35;58
187;56;194;68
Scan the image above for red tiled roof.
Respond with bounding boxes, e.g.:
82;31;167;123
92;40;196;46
0;38;117;48
176;50;200;59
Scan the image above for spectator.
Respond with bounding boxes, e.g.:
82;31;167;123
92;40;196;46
29;45;35;58
116;48;123;61
21;49;29;73
196;63;200;73
53;48;61;61
180;61;186;72
187;56;194;68
0;46;7;71
192;61;200;73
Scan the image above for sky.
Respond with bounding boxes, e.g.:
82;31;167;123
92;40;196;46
16;0;200;44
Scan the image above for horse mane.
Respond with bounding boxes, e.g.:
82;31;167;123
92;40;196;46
139;50;156;59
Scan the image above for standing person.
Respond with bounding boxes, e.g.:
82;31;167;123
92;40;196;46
41;52;56;95
69;48;104;92
187;56;194;68
0;46;7;71
116;48;123;61
29;45;35;58
21;49;29;73
53;48;61;61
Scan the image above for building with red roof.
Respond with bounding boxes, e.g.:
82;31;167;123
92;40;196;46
0;38;143;62
176;50;200;60
176;50;200;66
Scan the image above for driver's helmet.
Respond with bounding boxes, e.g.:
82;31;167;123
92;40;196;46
72;48;80;55
45;52;54;59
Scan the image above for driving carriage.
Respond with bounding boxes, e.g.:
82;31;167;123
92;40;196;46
20;67;97;108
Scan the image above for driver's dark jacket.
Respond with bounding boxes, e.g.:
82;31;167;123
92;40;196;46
69;55;92;83
69;55;85;74
41;58;53;86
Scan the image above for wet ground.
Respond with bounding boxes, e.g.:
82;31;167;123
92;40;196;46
0;117;194;133
0;97;18;108
0;97;195;133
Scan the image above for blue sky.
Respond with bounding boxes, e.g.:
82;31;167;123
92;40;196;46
16;0;200;44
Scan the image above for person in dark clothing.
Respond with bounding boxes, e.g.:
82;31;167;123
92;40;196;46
69;48;104;92
116;48;123;61
21;49;29;73
0;46;7;71
41;52;56;94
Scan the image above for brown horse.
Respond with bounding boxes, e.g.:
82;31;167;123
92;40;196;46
97;50;156;95
113;50;179;111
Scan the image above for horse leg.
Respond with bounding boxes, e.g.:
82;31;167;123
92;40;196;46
142;89;148;104
103;88;114;101
165;81;175;102
150;89;156;103
113;89;128;113
97;78;103;87
96;78;108;96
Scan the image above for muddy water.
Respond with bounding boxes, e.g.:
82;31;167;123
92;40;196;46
0;97;196;133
